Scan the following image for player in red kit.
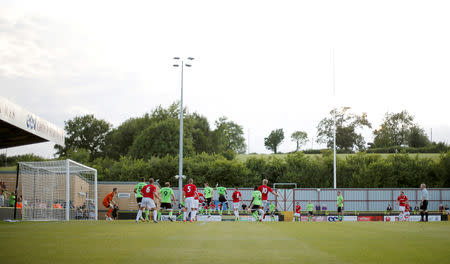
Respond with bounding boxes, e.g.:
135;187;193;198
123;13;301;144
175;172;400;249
403;202;411;221
232;187;242;221
136;178;160;223
397;191;408;221
293;202;301;222
258;179;278;217
183;178;198;222
193;192;204;220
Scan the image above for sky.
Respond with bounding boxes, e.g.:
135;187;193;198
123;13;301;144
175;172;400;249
1;0;450;158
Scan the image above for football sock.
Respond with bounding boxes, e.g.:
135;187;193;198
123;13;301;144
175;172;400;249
145;209;149;220
157;211;161;221
258;209;264;216
183;211;187;221
169;211;173;218
153;210;157;221
107;208;113;217
252;211;259;221
136;210;142;221
192;210;197;221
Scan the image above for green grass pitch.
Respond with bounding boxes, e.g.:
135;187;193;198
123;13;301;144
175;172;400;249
1;221;449;263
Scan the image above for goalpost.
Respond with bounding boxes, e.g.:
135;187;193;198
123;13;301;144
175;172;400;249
18;159;97;221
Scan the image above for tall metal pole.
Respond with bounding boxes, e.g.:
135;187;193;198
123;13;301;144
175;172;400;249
65;159;70;221
332;49;337;189
94;169;98;220
178;61;184;203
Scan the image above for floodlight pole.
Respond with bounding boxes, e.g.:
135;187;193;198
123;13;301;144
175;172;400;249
178;61;184;203
174;57;194;203
332;49;337;189
65;159;70;221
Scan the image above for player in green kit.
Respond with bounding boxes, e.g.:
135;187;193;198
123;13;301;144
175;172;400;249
160;182;176;221
134;177;148;221
269;202;278;221
337;191;344;222
216;184;229;215
307;200;314;222
248;186;264;222
203;183;214;216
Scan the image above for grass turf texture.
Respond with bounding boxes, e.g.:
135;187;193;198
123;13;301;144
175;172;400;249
1;221;449;264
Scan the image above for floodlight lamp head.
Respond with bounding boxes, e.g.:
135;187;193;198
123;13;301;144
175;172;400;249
187;57;194;60
185;64;192;67
173;57;180;60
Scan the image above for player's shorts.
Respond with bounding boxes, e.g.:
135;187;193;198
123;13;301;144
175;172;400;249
308;211;313;216
233;202;240;210
399;206;405;212
420;200;428;210
161;202;172;210
103;201;112;208
251;204;260;212
141;197;156;209
193;199;199;209
136;197;143;205
205;197;212;206
219;195;227;203
294;213;300;217
337;206;343;213
185;197;195;210
262;200;268;209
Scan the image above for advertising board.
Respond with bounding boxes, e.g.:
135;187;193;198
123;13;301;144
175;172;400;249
300;216;327;222
384;215;441;222
357;216;383;222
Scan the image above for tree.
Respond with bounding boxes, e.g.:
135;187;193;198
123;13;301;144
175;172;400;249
104;114;153;160
212;116;246;154
128;118;194;159
264;128;285;154
373;110;414;147
291;131;308;151
185;113;213;154
408;125;430;148
316;107;372;151
54;115;112;160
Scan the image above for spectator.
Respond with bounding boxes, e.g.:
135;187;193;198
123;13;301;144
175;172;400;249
445;204;449;214
321;204;327;212
386;204;393;214
16;196;22;209
0;180;6;190
315;204;321;213
439;204;444;213
414;205;419;214
9;192;16;207
0;189;4;207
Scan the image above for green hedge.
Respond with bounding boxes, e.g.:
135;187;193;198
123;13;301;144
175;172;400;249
367;143;450;154
92;151;450;188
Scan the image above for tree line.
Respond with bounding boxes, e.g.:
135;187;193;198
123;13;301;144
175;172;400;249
69;151;450;188
2;102;449;188
265;108;448;154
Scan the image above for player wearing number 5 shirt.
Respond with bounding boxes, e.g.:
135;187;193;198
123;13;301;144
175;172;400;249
183;178;198;222
258;179;278;210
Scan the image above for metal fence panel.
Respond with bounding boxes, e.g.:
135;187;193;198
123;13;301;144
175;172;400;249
173;187;450;212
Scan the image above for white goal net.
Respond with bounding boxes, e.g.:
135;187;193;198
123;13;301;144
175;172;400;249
19;159;97;221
